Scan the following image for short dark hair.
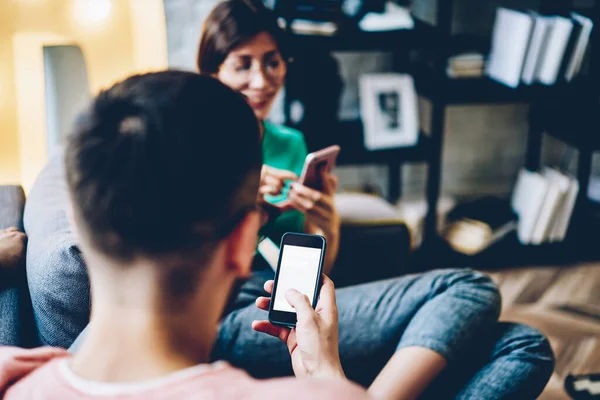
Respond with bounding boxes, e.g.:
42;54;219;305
197;0;289;74
65;71;261;263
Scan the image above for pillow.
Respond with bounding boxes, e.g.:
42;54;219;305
23;153;90;348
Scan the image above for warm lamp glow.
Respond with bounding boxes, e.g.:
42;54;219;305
73;0;111;26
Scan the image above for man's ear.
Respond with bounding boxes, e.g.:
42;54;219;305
225;211;260;278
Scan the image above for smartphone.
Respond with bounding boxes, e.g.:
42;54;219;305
266;145;340;212
298;145;341;190
268;233;326;328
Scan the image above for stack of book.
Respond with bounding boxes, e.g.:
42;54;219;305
511;168;580;245
447;53;485;78
486;7;594;88
274;0;343;36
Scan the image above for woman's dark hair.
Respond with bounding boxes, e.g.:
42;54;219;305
197;0;289;74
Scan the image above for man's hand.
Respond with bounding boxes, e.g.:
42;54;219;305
252;274;345;381
0;228;27;270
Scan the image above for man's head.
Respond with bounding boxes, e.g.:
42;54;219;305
65;71;261;321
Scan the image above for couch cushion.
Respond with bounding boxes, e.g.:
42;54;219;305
0;185;35;347
23;153;90;348
331;193;411;287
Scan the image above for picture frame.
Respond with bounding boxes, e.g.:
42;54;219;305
359;73;419;150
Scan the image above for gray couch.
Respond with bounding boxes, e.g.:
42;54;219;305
0;185;35;347
0;155;411;348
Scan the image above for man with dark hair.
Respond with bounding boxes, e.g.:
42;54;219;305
0;71;367;399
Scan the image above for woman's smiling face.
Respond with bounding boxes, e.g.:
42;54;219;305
216;31;287;121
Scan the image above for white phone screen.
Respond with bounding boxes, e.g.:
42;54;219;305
273;244;322;313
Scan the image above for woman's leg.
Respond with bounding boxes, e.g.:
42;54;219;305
335;269;502;394
213;269;503;395
420;322;555;399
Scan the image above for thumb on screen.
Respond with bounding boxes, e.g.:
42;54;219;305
285;289;315;322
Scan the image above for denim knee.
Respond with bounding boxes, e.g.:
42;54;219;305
496;322;555;370
442;269;502;321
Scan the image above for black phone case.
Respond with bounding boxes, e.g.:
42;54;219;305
268;232;326;328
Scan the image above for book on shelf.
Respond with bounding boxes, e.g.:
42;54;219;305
530;168;569;245
443;197;517;255
447;53;484;78
446;67;484;78
565;12;593;81
449;53;485;70
521;12;551;85
549;171;579;242
486;7;593;88
486;8;534;88
278;18;339;35
511;168;579;245
536;15;574;85
511;169;549;244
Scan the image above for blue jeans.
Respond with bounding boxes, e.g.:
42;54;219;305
72;269;554;399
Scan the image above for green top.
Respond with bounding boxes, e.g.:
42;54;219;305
261;121;308;244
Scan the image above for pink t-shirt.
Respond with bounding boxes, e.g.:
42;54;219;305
0;347;369;399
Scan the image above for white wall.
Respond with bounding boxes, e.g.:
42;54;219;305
43;45;91;157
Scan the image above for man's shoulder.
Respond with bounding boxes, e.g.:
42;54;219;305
200;365;368;399
2;351;68;399
252;377;370;399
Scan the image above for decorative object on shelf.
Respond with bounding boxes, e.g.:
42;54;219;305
443;197;517;255
446;53;484;78
358;1;414;32
359;73;419;150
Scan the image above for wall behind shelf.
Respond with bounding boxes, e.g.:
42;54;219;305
164;0;597;202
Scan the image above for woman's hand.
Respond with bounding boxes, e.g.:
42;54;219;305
287;171;339;238
259;165;298;199
256;165;298;226
252;275;346;381
288;170;340;273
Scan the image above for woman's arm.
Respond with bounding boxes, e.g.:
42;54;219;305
288;172;340;275
305;219;339;275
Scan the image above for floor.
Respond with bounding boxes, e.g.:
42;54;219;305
483;263;600;400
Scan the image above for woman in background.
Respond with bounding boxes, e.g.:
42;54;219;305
198;0;340;273
198;1;555;399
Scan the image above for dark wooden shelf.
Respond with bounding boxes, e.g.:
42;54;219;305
528;80;600;151
412;64;576;105
312;120;429;166
287;18;441;52
287;22;491;54
412;230;600;271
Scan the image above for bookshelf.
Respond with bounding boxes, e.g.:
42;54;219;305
281;0;600;267
281;2;453;223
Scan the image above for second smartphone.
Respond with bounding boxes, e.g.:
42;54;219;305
268;233;326;328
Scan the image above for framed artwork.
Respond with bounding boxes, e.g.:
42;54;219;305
359;73;419;150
